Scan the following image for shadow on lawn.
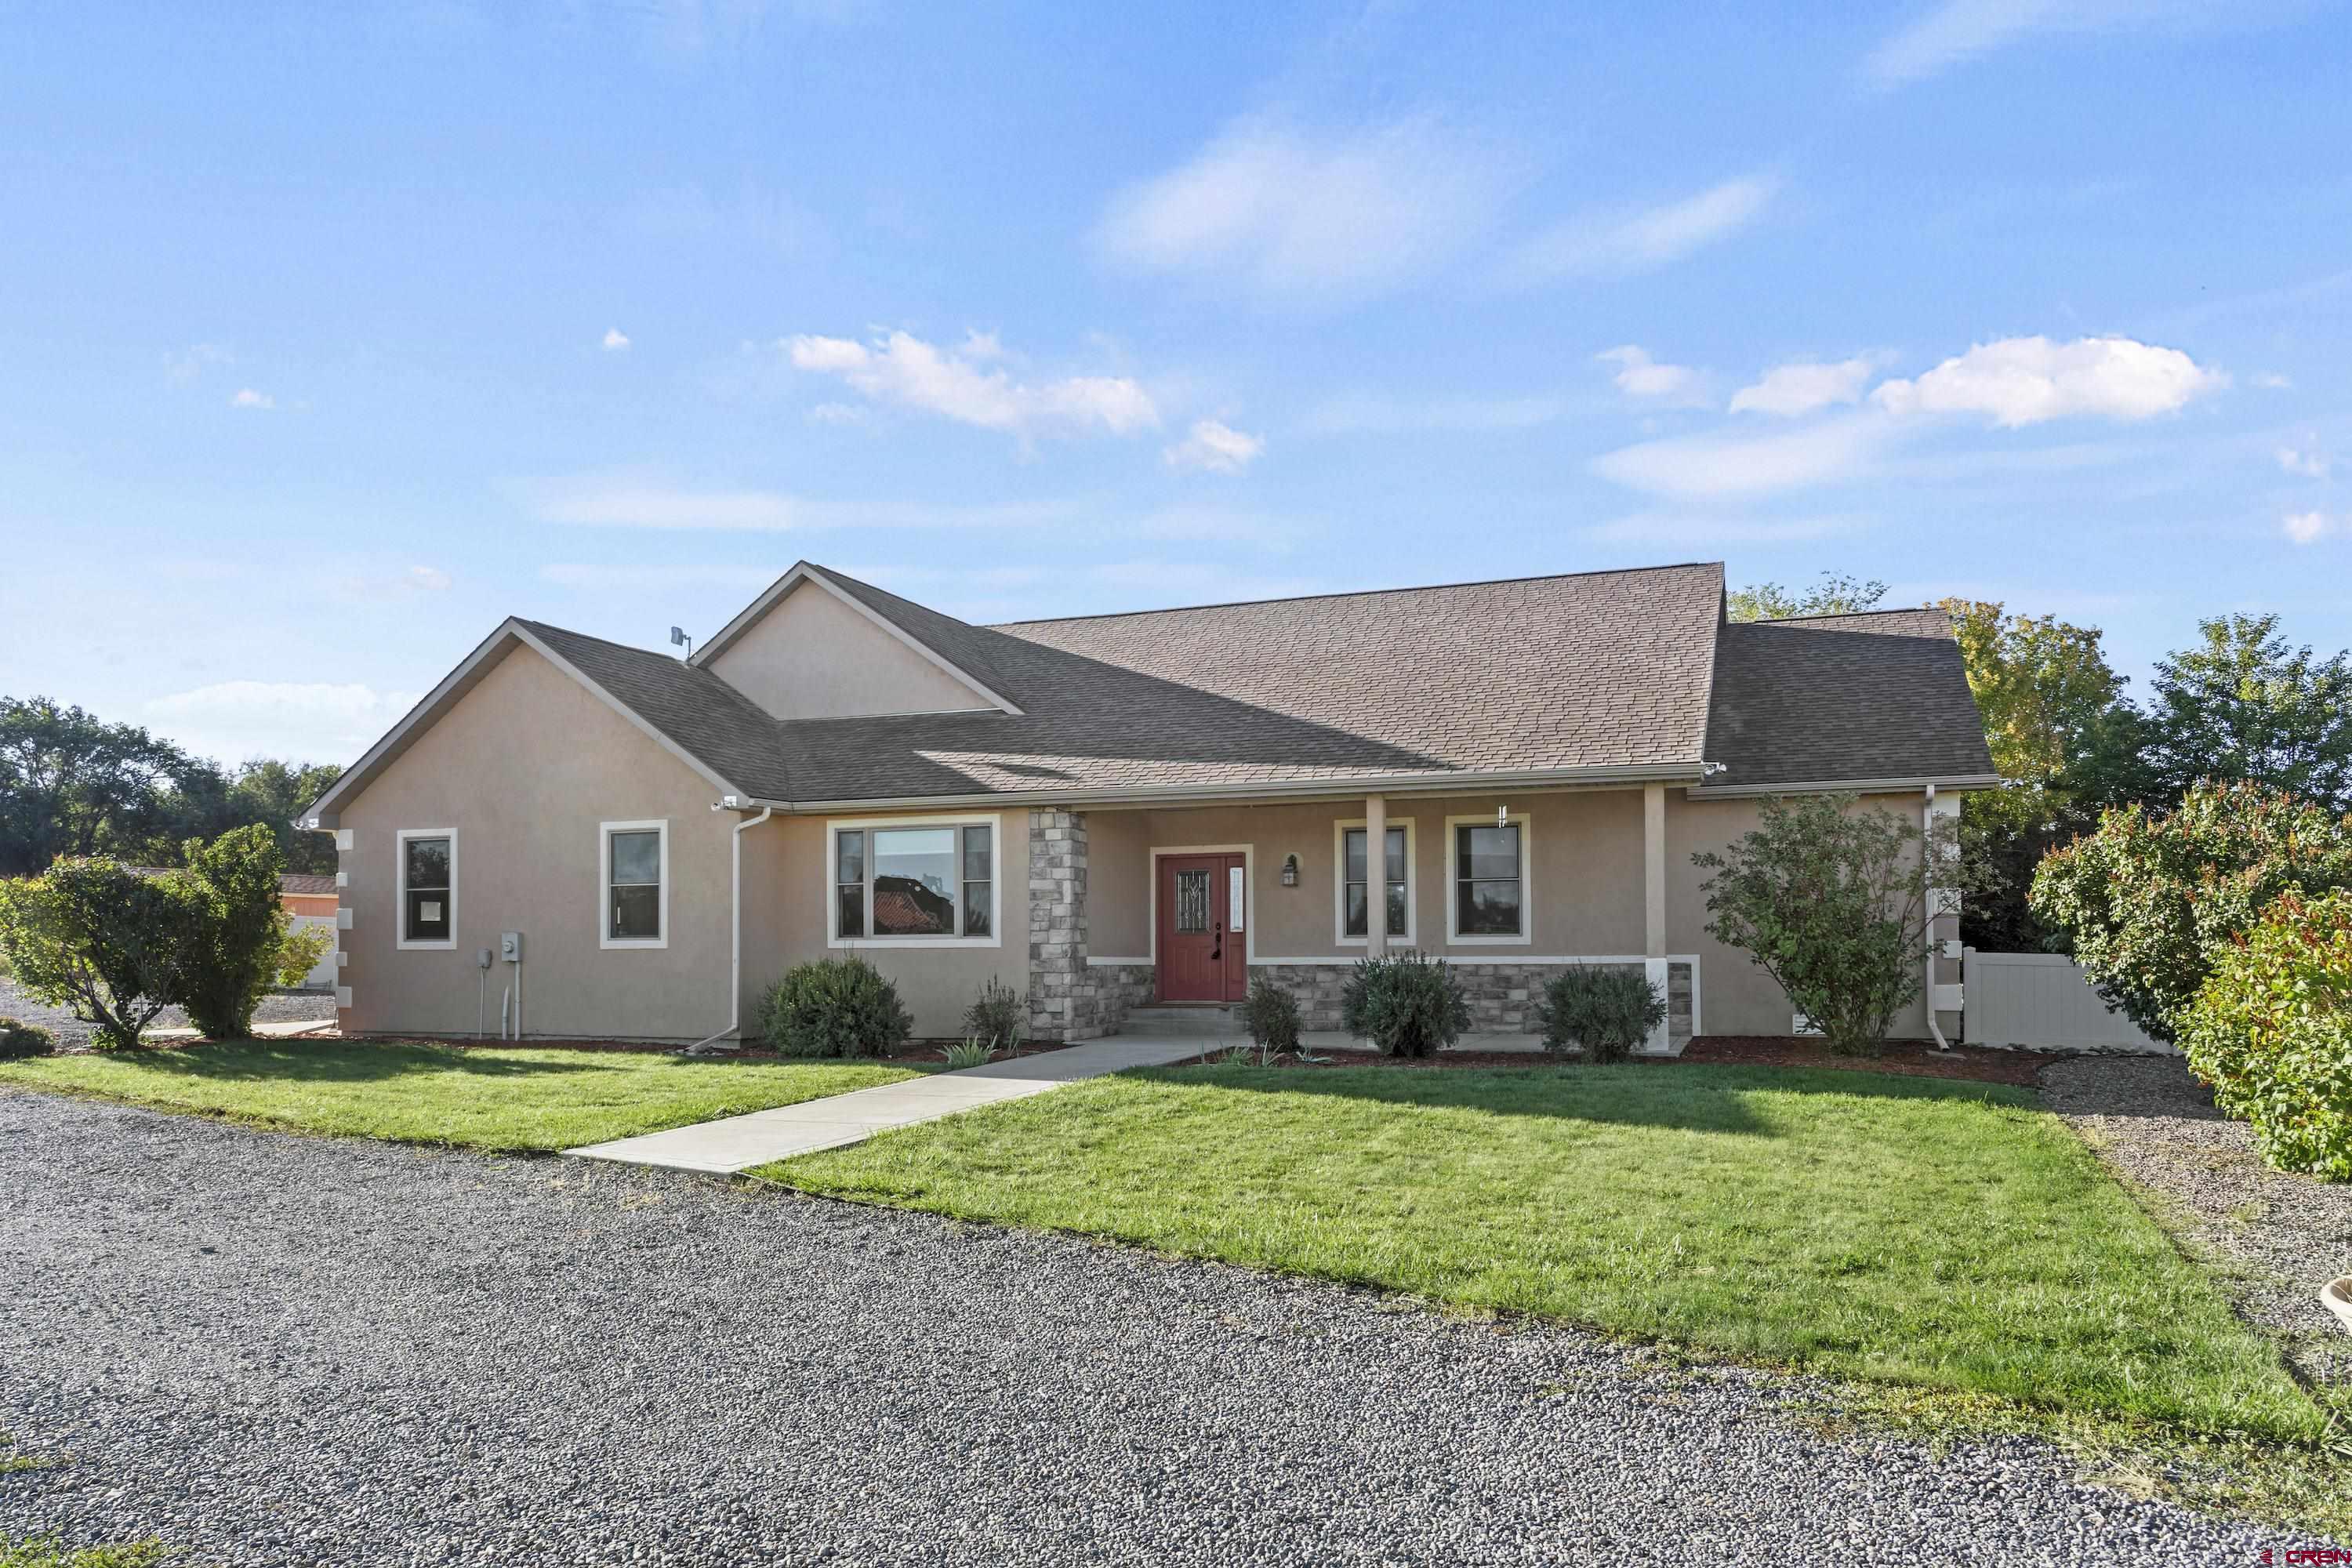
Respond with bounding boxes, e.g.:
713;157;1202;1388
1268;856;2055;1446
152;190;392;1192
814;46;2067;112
1136;1058;2025;1138
111;1041;604;1084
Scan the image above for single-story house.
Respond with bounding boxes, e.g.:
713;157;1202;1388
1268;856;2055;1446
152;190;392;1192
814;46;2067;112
299;561;1996;1052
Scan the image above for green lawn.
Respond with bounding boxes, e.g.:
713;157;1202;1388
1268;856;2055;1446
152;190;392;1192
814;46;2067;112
761;1062;2325;1444
0;1040;927;1152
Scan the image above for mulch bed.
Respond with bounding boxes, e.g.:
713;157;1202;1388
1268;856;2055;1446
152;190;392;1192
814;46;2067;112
1678;1036;2056;1087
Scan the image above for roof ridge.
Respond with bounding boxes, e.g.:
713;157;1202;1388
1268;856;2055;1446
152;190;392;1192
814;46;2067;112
515;616;697;664
986;560;1724;629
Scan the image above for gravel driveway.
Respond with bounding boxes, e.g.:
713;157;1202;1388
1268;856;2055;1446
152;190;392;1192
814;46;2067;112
2;1092;2336;1567
2042;1054;2352;1390
0;977;335;1049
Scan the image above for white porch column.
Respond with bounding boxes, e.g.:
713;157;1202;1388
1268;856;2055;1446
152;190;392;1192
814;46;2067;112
1642;783;1670;1054
1363;793;1388;959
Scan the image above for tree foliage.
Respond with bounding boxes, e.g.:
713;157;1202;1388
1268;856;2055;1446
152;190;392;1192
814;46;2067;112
2178;890;2352;1181
1694;795;1971;1055
2028;782;2352;1042
0;858;208;1050
0;696;343;877
1726;571;1889;623
173;824;328;1039
2143;614;2352;814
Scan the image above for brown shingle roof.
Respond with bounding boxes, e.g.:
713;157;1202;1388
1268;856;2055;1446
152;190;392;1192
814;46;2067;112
279;873;338;895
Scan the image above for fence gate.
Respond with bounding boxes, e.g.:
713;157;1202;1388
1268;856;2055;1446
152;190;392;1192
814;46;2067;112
1960;948;2169;1052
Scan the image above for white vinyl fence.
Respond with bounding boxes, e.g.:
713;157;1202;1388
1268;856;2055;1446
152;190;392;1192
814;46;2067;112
291;913;339;991
1961;948;2170;1052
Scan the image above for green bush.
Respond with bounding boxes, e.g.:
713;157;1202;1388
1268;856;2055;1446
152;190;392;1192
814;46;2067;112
1340;952;1470;1058
940;1036;994;1070
2180;890;2352;1180
0;1017;56;1060
0;858;206;1051
173;824;328;1040
1535;967;1666;1062
960;976;1028;1053
1239;975;1301;1054
1694;794;1969;1057
758;956;913;1058
2032;782;2352;1043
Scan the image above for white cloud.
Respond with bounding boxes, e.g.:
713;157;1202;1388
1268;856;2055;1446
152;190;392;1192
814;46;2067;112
1596;347;1711;408
2253;372;2295;390
806;402;869;426
407;566;452;591
784;330;1159;442
1091;115;1516;304
330;564;456;599
2278;443;2330;479
1162;419;1265;475
1585;514;1860;546
1860;0;2253;90
143;681;423;767
2283;510;2336;545
230;388;275;410
1730;355;1887;418
1590;413;1891;500
1870;335;2225;426
1499;174;1779;286
601;328;631;351
165;343;231;382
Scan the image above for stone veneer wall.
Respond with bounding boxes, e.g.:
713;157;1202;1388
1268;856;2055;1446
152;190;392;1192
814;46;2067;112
1027;808;1105;1044
1092;962;1156;1036
1250;958;1696;1051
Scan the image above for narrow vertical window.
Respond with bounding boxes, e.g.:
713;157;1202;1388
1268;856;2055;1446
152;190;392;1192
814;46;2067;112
961;824;993;937
402;834;452;944
1344;826;1408;939
607;829;662;941
836;829;866;938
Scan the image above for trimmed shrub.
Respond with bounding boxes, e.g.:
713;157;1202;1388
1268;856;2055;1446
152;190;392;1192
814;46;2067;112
960;976;1029;1054
2032;782;2352;1043
1535;967;1666;1062
1239;975;1301;1055
2179;891;2352;1181
758;956;913;1058
0;1016;56;1060
1340;952;1470;1058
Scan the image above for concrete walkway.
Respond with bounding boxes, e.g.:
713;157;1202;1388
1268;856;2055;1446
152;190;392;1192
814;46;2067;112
564;1035;1209;1175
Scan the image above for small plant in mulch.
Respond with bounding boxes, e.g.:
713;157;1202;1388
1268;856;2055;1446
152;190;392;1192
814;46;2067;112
1239;975;1302;1056
758;956;913;1058
939;1036;995;1071
1340;952;1470;1058
1534;967;1666;1063
960;977;1029;1056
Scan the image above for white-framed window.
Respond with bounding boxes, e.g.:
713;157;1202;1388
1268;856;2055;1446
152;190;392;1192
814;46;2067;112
395;828;456;950
1334;817;1414;946
1445;811;1531;944
826;813;1001;948
600;818;670;949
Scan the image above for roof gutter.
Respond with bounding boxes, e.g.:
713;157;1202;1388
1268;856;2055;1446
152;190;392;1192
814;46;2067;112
740;760;1711;816
1685;772;2002;800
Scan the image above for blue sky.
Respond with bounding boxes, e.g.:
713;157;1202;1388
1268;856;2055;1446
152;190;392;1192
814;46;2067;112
4;1;2349;766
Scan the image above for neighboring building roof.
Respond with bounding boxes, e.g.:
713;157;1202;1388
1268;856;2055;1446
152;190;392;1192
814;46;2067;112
305;561;1998;820
1697;609;1997;792
279;874;338;896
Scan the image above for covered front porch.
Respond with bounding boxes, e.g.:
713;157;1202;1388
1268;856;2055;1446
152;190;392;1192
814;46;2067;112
1023;783;1699;1054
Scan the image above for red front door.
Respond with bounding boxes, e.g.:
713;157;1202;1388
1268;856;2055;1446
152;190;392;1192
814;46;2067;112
1157;853;1247;1003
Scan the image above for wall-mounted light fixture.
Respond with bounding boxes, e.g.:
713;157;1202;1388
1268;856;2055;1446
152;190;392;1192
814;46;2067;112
1280;854;1299;887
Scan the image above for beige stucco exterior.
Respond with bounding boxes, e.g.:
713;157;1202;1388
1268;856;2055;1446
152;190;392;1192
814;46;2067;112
337;643;737;1043
706;579;994;720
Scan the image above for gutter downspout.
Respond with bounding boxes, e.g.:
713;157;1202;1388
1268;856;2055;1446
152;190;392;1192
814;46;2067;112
1925;784;1951;1052
688;806;773;1054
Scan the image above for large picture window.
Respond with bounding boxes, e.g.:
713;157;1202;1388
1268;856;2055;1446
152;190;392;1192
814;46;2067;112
831;818;996;944
1450;818;1526;940
1341;823;1410;942
601;819;668;948
397;829;455;949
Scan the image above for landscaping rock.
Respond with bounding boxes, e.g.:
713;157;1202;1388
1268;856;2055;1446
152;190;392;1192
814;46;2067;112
0;1091;2337;1566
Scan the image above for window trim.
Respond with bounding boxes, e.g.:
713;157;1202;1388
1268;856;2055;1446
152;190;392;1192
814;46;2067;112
825;812;1004;949
598;818;670;950
1444;811;1533;946
394;827;457;951
1332;816;1416;947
